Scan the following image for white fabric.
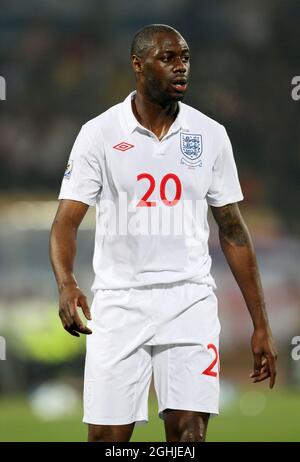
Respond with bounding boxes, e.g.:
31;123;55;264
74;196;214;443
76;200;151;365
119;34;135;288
83;284;220;425
59;91;243;290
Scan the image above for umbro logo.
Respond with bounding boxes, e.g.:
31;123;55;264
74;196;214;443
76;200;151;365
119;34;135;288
113;142;134;152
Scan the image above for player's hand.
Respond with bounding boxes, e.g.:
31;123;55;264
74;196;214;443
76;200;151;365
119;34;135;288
250;327;277;389
58;283;92;337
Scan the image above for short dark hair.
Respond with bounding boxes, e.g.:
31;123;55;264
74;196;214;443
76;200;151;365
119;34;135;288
131;24;182;58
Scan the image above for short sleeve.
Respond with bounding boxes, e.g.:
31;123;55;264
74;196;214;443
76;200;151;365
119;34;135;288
206;125;244;207
58;125;103;207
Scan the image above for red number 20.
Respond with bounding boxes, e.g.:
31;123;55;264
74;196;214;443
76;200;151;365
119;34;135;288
202;344;219;378
137;173;182;207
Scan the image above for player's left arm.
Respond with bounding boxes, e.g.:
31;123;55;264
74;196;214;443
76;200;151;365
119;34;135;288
211;202;277;388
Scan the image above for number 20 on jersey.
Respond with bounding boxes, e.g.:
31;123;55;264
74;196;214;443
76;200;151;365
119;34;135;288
137;173;182;207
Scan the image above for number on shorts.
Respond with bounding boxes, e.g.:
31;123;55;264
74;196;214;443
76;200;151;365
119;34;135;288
202;343;218;377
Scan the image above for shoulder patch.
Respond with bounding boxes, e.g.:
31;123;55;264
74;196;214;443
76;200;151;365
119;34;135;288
64;160;73;179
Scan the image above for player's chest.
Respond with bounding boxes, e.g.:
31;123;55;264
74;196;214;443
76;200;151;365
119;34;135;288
101;131;214;201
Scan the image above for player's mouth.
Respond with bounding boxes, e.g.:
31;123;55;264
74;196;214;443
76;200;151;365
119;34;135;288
171;78;188;92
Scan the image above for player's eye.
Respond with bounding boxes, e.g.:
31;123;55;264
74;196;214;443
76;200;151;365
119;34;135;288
182;55;190;63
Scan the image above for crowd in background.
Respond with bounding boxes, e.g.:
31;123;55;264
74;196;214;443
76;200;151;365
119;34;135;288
0;0;299;233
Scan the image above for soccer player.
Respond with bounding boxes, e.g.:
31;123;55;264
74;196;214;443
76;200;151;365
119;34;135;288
50;24;277;442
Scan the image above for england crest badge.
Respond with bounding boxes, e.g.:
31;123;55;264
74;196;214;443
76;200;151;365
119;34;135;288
180;133;202;167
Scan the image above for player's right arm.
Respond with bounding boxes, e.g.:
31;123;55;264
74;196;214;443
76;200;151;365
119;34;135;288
49;199;92;337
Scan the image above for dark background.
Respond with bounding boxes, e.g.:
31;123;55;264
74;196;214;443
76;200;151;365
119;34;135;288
0;0;299;232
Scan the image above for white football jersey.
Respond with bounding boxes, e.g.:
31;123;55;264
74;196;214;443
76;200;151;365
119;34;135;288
59;91;243;290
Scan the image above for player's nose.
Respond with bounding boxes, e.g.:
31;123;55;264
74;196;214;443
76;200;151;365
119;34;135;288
173;57;188;74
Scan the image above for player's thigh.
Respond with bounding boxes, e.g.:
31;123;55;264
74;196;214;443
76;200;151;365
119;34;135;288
83;290;153;427
152;341;220;441
84;341;152;427
88;423;135;442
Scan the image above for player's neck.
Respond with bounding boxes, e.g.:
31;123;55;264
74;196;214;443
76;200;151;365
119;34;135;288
132;91;178;141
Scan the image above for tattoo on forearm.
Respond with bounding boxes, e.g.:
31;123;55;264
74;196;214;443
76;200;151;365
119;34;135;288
215;204;250;247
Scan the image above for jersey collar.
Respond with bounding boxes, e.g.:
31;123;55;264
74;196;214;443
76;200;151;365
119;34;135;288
123;91;189;136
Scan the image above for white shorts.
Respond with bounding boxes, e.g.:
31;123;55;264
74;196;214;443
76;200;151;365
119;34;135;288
83;282;220;425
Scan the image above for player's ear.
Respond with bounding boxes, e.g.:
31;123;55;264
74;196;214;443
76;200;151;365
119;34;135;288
131;55;143;74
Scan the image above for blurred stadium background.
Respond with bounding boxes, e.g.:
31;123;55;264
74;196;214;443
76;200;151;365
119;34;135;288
0;0;299;442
